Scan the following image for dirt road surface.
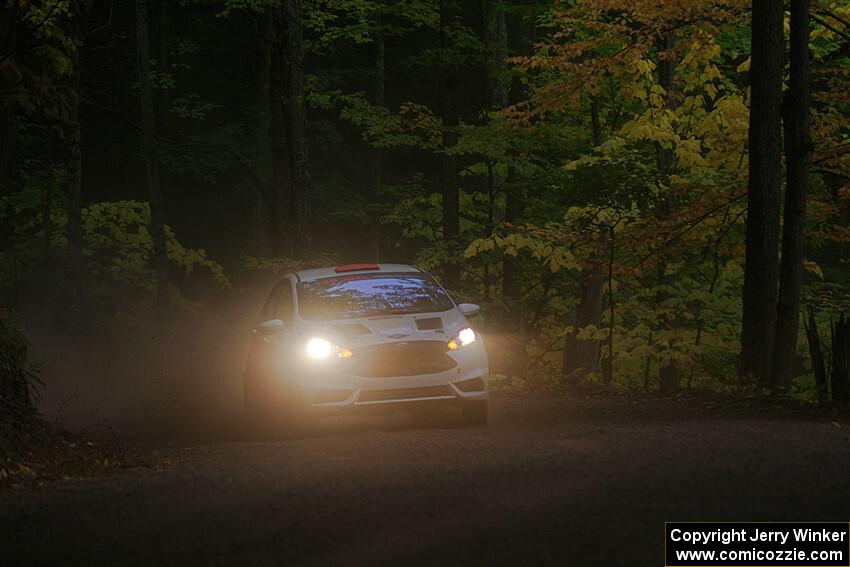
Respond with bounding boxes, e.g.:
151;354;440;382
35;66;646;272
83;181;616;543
3;393;850;566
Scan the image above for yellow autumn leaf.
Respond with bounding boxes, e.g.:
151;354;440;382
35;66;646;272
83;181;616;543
803;260;824;280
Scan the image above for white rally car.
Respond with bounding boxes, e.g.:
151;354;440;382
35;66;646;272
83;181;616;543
244;263;489;431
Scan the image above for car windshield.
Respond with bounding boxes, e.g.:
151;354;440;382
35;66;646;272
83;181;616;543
297;273;455;321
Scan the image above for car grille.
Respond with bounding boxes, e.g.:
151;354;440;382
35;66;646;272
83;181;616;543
350;341;457;377
358;385;454;403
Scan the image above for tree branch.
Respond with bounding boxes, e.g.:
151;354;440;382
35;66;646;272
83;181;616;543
812;12;850;41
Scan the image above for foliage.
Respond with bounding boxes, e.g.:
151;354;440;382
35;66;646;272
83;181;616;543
304;0;439;52
0;315;41;457
240;254;341;275
0;194;229;312
82;201;229;296
2;0;76;122
298;0;850;394
2;0;850;400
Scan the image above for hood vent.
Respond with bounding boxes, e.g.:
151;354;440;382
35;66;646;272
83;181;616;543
415;317;443;331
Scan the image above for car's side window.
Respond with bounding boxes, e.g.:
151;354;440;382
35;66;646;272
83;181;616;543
276;281;293;323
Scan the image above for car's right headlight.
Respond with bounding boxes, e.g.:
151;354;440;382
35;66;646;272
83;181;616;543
447;327;476;351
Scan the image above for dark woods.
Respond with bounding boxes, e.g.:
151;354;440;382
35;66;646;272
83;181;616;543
2;0;850;439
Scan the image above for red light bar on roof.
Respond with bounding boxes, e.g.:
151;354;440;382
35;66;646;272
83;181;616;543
335;263;380;273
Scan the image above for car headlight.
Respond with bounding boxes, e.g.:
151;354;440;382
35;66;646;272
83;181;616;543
447;327;476;351
305;337;352;360
306;337;332;359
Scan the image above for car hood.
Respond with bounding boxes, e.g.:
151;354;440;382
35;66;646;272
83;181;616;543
299;309;466;348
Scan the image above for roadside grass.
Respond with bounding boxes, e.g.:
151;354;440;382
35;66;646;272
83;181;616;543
489;372;850;422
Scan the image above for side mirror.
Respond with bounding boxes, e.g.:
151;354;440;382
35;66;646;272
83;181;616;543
254;319;285;335
458;303;480;317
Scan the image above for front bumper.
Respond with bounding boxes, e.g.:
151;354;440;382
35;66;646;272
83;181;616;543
294;341;489;415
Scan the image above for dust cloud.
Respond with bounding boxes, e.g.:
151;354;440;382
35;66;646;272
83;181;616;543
22;278;273;440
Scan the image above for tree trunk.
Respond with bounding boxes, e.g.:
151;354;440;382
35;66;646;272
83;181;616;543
739;0;784;386
268;5;291;257
602;223;616;384
0;0;18;198
804;307;827;403
0;114;14;197
253;10;272;254
562;99;605;380
64;13;84;322
283;0;311;257
486;0;508;110
65;84;83;320
483;0;508;305
42;134;53;275
655;30;680;392
502;189;520;304
590;97;601;146
484;160;495;301
371;20;385;261
136;0;168;302
502;2;533;311
562;224;607;379
832;316;850;405
158;0;171;134
439;0;460;289
772;0;811;393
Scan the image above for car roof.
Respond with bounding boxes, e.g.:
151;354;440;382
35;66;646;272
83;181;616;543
294;263;424;282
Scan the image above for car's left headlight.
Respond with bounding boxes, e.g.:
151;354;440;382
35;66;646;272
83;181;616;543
305;337;352;360
447;327;476;351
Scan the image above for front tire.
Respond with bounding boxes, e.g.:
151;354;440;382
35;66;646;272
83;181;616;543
244;375;268;433
281;393;318;438
461;399;488;427
245;376;316;438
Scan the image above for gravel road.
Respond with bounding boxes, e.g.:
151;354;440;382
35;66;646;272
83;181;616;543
3;393;850;566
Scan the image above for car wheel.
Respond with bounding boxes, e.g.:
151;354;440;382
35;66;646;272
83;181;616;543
283;403;317;438
277;383;318;438
244;376;265;425
245;376;313;438
245;380;277;438
460;399;488;427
